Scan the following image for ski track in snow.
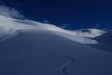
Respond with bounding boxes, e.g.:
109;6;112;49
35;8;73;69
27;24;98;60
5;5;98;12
60;55;74;75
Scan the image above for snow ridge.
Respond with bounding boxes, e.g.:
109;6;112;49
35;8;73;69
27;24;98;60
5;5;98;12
0;15;106;44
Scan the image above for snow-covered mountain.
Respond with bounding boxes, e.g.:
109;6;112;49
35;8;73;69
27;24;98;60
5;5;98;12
0;15;106;44
88;30;112;53
0;14;112;75
72;28;106;38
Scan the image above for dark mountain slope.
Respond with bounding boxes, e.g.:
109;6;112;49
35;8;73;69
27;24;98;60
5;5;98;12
0;30;112;75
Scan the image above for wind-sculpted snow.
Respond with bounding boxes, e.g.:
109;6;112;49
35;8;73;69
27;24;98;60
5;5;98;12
0;5;105;44
88;31;112;53
73;28;106;38
0;15;106;44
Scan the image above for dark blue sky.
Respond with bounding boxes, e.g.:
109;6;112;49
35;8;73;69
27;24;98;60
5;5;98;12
0;0;112;29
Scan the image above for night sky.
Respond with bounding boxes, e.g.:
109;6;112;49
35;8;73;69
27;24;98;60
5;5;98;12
0;0;112;30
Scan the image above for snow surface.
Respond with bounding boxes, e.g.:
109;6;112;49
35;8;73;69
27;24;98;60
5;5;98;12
0;30;112;75
0;15;106;44
88;31;112;53
0;6;112;75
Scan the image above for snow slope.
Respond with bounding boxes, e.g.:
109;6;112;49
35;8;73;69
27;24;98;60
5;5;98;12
88;31;112;53
0;30;112;75
0;15;105;44
0;14;112;75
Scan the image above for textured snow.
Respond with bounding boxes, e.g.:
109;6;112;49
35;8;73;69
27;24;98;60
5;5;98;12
88;31;112;53
73;28;106;38
0;15;106;44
